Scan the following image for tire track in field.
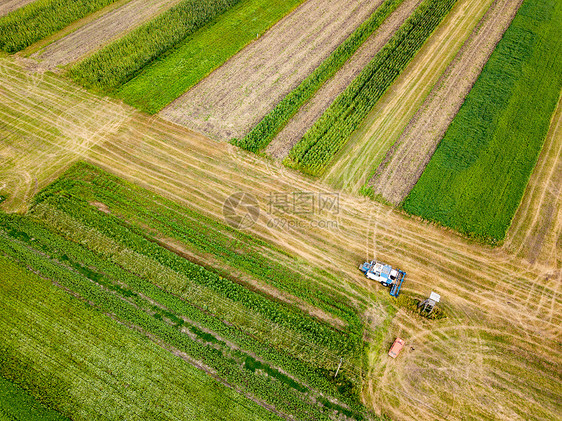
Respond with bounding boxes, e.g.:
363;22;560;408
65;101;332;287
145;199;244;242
320;0;495;192
0;59;132;212
265;0;423;159
88;114;561;340
31;0;183;70
85;120;559;342
368;0;524;205
2;58;560;420
159;0;385;141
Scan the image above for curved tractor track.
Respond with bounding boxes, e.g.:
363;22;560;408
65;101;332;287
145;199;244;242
0;57;560;420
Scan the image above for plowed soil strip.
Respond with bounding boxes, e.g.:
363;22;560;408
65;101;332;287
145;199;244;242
320;0;494;191
160;0;385;141
368;0;524;205
266;0;422;159
0;0;35;17
31;0;182;70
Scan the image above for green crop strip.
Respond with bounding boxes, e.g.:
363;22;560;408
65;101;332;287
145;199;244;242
0;161;389;418
68;0;241;92
285;0;458;176
117;0;306;113
403;0;562;243
0;215;368;419
0;0;120;53
0;376;70;421
0;255;281;420
233;0;405;152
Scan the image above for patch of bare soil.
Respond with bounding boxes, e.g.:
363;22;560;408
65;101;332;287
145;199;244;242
266;0;423;159
30;0;182;71
368;0;524;205
0;0;35;17
159;0;385;141
90;201;111;213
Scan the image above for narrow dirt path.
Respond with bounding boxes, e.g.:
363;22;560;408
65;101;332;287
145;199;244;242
265;0;423;159
368;0;524;204
31;0;182;70
159;0;385;141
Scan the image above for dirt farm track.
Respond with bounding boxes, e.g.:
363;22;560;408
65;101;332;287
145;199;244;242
0;57;560;420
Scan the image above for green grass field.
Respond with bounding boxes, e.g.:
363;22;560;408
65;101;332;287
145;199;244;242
117;0;305;113
0;376;70;421
0;0;119;53
402;0;562;243
0;255;280;421
0;162;383;420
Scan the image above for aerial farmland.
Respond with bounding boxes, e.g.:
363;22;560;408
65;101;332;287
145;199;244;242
0;0;560;420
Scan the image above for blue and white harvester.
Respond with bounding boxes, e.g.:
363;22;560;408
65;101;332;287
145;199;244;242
359;261;406;297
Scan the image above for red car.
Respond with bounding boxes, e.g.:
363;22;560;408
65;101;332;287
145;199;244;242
388;338;405;358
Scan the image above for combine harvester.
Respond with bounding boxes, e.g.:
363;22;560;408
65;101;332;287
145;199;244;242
359;260;406;297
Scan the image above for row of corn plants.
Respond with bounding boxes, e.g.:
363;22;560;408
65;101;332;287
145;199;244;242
285;0;458;176
0;0;119;52
233;0;405;152
68;0;240;92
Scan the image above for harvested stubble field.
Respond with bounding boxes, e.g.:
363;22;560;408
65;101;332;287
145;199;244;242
368;0;524;205
265;0;423;159
0;58;133;212
31;0;183;71
320;0;496;190
159;0;385;141
0;58;560;420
